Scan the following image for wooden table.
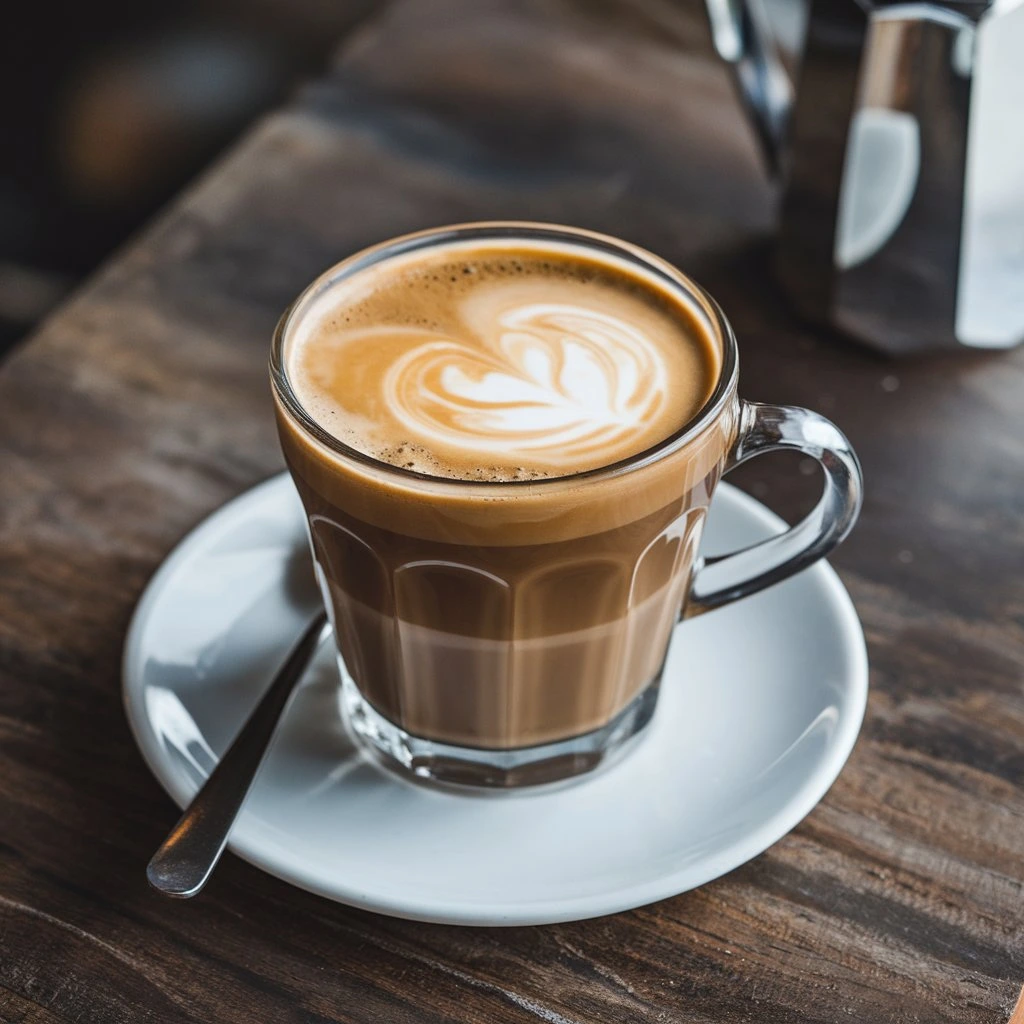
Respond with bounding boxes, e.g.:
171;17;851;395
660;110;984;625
2;2;1022;1021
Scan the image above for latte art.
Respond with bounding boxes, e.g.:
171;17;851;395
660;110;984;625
383;303;669;459
286;242;718;479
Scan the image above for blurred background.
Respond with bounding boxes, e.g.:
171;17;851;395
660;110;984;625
0;0;375;355
7;0;1018;360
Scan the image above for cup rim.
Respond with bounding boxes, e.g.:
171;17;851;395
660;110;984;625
270;221;739;491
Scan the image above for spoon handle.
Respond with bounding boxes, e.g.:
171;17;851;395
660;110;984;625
147;610;330;898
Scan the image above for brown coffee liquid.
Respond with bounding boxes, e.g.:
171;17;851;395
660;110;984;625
276;237;735;749
286;243;718;480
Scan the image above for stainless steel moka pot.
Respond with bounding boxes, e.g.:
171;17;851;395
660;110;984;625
705;0;1024;353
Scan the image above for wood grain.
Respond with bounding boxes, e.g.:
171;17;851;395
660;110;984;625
1;1;1022;1022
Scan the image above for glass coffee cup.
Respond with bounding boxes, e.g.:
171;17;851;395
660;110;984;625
272;223;862;787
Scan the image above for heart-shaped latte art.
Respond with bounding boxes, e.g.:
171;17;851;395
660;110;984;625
383;303;669;462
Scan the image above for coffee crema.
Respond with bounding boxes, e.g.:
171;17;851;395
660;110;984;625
286;243;719;480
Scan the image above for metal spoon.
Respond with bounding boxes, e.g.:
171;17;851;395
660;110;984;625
147;610;330;898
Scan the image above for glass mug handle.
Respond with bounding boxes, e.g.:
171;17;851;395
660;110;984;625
686;401;863;617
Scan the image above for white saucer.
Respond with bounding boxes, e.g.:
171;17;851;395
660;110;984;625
123;474;867;926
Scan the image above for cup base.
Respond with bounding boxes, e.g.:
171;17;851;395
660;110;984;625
339;668;661;789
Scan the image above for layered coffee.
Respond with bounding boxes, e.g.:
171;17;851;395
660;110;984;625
276;233;732;750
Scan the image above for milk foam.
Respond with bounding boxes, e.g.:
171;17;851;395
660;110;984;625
383;297;669;464
285;243;718;480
